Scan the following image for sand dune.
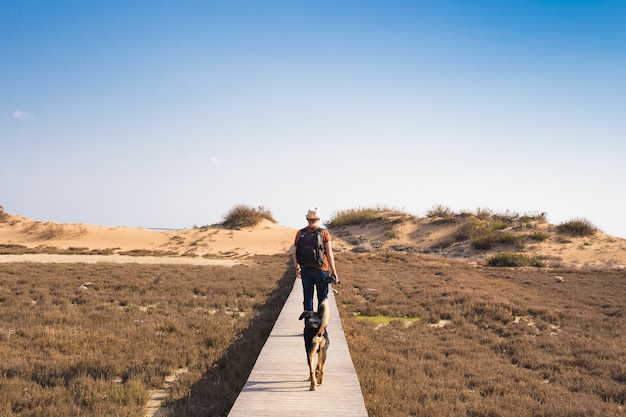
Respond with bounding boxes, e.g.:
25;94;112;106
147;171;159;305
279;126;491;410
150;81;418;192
1;213;625;269
0;215;295;258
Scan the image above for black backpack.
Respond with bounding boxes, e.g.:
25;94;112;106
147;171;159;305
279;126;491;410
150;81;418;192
296;227;325;268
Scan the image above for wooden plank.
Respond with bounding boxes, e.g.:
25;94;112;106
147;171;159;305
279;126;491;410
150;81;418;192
228;279;369;417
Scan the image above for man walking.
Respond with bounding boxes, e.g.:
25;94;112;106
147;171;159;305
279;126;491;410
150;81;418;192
293;207;339;313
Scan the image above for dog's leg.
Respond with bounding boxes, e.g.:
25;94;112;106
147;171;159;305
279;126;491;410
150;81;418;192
307;344;317;391
316;336;328;385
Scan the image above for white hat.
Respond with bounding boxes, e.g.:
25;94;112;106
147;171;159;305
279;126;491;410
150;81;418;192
305;207;321;220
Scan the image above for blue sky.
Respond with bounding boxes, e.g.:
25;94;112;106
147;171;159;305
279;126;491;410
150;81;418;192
2;1;625;238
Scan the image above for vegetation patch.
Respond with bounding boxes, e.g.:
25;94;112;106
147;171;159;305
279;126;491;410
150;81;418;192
470;231;528;250
557;217;598;237
356;315;420;326
425;204;456;224
0;257;292;417
1;248;624;416
40;222;65;238
326;206;408;228
329;205;561;259
220;204;276;229
0;205;8;222
422;208;549;251
338;252;626;417
487;252;546;267
527;231;550;241
118;249;179;257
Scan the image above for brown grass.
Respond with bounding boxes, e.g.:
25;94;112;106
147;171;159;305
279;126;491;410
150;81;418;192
0;257;293;416
0;245;118;255
2;253;624;416
40;222;66;239
336;252;626;417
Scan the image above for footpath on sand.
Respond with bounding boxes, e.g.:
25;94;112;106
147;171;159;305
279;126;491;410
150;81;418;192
228;279;369;417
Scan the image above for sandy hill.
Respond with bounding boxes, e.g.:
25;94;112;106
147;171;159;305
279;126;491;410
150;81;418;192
330;212;626;269
1;212;625;269
0;215;295;258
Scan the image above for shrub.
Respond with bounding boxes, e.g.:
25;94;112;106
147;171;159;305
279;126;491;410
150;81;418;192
326;207;394;228
557;218;598;237
486;252;546;267
425;204;455;220
42;222;65;238
527;231;550;242
471;234;498;250
455;218;486;241
474;207;493;220
221;205;276;229
464;220;496;249
471;233;528;250
519;211;548;224
500;232;527;245
486;210;548;228
491;210;520;225
490;221;510;230
458;209;474;218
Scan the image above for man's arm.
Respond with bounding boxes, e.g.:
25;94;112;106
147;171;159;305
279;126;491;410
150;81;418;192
324;240;338;279
292;233;301;278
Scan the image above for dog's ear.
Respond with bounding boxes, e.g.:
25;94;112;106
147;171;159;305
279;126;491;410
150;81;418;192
299;311;314;320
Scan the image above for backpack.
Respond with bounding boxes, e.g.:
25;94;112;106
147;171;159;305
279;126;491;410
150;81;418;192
296;227;326;268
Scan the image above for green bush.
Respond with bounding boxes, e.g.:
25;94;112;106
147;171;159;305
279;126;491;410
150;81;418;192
221;205;276;229
557;218;598;237
486;252;546;267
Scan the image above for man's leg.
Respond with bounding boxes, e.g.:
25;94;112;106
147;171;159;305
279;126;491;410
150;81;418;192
315;269;329;310
301;268;315;311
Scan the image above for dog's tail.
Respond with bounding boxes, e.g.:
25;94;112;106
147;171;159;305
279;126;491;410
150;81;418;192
317;299;330;337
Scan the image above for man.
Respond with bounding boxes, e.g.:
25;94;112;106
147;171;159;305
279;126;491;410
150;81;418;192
293;207;339;313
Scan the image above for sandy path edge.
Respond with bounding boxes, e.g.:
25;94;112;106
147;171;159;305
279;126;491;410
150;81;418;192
0;254;242;266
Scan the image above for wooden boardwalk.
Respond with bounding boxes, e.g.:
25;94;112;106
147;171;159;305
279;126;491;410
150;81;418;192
228;279;369;417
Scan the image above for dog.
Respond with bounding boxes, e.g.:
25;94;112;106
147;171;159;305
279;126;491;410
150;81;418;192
298;299;330;391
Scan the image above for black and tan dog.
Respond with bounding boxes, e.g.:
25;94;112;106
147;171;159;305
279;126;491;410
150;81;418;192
298;299;330;391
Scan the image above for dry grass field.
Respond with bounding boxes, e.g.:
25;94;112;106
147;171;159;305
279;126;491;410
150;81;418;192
2;253;624;416
337;252;626;417
0;257;293;417
1;206;625;416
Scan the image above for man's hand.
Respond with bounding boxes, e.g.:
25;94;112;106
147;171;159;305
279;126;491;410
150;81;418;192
325;275;340;285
